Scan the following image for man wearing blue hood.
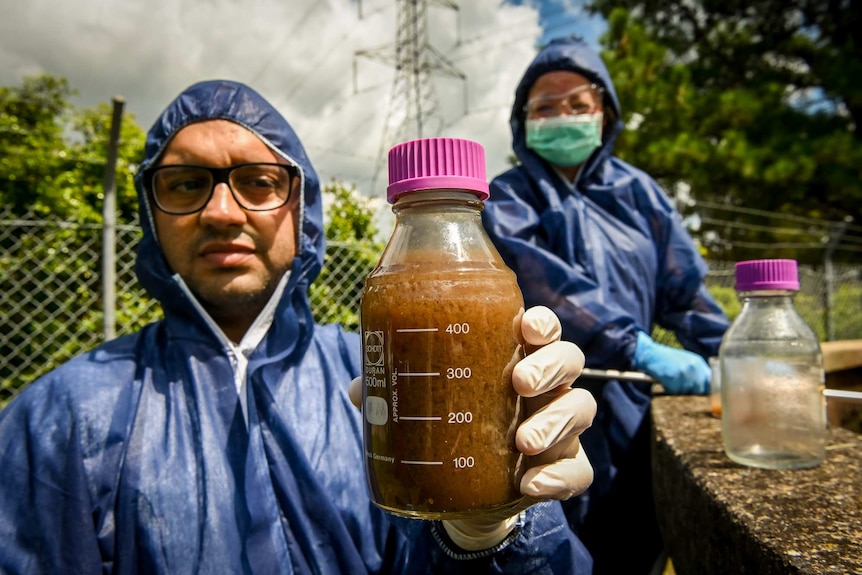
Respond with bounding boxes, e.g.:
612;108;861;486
0;80;600;574
482;38;730;573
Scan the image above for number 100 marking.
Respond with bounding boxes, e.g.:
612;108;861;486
453;456;475;469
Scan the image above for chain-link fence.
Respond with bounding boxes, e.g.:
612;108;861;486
2;206;861;406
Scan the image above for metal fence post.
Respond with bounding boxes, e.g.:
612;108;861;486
823;216;853;342
102;96;125;341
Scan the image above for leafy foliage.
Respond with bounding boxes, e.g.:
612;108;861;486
310;180;385;332
0;75;72;214
586;4;862;263
0;75;144;220
0;75;150;404
63;101;146;222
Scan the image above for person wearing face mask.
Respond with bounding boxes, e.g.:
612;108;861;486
482;37;730;574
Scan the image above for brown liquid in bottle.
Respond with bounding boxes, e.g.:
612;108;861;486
361;266;525;519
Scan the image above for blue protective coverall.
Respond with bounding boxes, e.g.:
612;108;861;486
0;80;592;574
482;39;729;573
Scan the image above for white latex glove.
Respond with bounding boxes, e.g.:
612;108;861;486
348;306;596;551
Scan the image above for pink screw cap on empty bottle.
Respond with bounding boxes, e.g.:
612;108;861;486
735;259;800;292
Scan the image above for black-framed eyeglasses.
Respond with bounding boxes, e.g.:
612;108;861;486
145;162;299;215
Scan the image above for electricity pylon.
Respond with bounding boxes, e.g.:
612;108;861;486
354;0;467;192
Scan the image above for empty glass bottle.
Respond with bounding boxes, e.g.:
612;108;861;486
720;259;826;469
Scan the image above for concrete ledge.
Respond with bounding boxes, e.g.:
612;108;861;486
822;340;862;433
652;395;862;575
822;339;862;373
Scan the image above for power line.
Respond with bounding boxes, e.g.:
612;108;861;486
249;1;324;85
834;233;862;246
697;200;861;232
439;103;512;130
283;26;359;102
448;11;590;64
329;110;381;145
697;209;862;258
700;216;831;237
354;0;468;191
715;240;825;249
707;239;862;254
701;209;862;236
301;79;387;121
358;0;393;20
445;10;540;50
284;2;565;183
446;3;586;54
305;145;378;162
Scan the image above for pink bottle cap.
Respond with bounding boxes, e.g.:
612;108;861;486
386;137;489;203
735;259;800;292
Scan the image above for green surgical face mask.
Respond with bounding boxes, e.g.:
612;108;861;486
525;113;603;168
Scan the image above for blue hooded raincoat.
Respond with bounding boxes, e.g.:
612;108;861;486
0;80;593;574
482;39;729;571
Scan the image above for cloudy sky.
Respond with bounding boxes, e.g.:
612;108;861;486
0;0;604;213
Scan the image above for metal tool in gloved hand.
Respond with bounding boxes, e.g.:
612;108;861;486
580;366;862;404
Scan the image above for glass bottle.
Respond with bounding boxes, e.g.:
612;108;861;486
720;259;826;469
360;137;526;519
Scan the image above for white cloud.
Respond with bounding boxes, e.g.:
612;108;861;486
0;0;600;230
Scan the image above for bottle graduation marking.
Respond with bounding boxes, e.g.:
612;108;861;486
393;323;474;468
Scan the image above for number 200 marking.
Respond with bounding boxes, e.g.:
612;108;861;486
448;411;473;424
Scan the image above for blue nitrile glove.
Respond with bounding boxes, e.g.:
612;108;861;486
632;331;711;395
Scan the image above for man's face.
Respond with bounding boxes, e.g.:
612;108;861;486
151;120;300;336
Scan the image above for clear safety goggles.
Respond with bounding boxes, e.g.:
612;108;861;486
523;83;605;119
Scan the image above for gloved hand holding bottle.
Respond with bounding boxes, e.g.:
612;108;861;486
631;331;711;395
349;306;597;551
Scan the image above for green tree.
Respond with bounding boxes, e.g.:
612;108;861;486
585;5;862;263
0;75;149;403
60;101;146;222
0;75;72;214
0;74;145;220
591;0;862;128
